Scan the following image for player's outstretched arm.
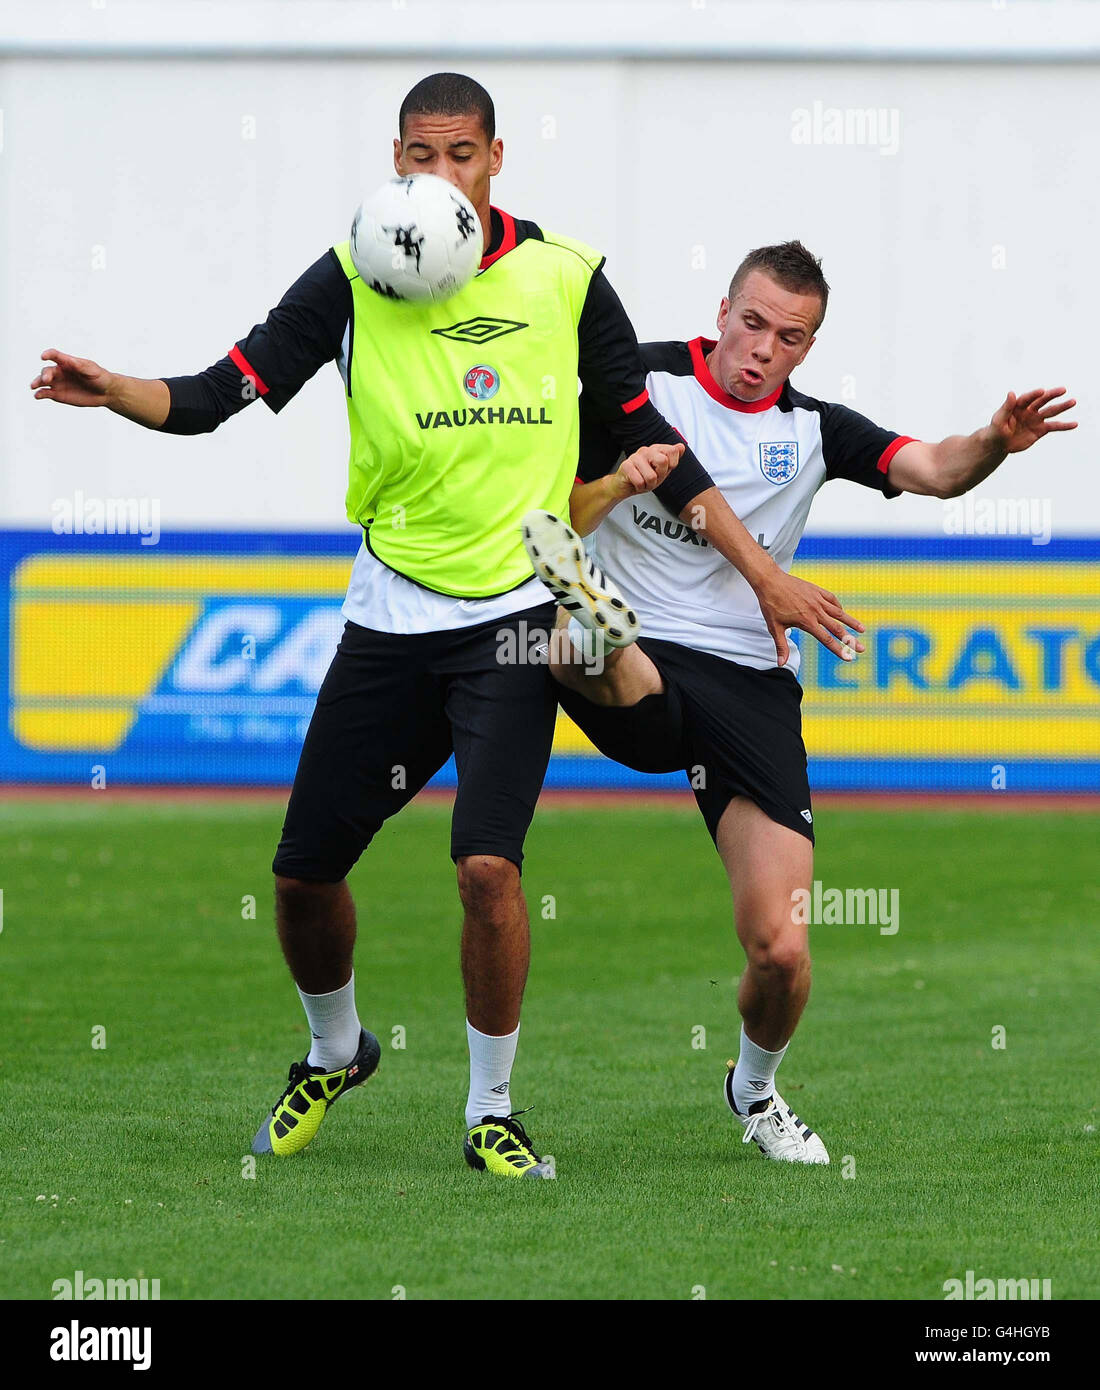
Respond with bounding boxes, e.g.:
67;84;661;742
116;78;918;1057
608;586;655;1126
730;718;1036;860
31;252;352;436
31;349;170;428
568;443;683;536
682;487;865;667
887;388;1078;498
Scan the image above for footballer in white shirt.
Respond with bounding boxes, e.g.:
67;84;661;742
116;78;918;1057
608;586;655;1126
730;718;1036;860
523;240;1076;1165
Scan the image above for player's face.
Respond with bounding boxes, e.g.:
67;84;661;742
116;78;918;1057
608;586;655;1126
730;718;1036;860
710;270;820;401
394;114;503;244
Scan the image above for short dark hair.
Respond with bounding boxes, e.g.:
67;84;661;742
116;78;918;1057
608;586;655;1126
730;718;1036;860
399;72;495;143
728;241;829;331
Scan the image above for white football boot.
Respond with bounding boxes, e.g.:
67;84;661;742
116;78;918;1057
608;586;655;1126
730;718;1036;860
521;510;640;648
725;1063;830;1165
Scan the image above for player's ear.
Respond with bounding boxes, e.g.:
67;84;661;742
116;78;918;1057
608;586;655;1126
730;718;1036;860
393;137;405;175
796;334;816;366
716;297;730;333
488;137;503;176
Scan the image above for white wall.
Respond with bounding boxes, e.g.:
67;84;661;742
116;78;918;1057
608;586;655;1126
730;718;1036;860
2;4;1097;536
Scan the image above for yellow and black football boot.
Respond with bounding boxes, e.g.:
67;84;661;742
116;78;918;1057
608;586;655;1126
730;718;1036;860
251;1028;380;1156
464;1109;556;1179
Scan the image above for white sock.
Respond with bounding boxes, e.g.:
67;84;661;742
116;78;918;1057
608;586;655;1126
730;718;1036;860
465;1020;519;1129
297;974;362;1071
731;1025;788;1114
566;615;609;662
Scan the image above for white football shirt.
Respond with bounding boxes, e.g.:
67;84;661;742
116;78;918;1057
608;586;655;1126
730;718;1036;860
582;338;912;676
342;542;549;633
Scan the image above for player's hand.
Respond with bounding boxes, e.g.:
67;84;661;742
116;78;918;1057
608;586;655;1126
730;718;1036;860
614;443;683;497
30;349;115;407
752;566;866;667
989;388;1077;454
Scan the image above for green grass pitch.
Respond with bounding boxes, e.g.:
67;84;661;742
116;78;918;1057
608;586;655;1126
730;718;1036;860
1;797;1095;1301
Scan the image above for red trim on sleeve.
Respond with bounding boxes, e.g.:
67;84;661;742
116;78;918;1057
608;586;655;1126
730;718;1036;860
574;474;584;486
479;208;517;269
877;435;918;474
228;344;269;396
621;388;649;414
688;338;783;413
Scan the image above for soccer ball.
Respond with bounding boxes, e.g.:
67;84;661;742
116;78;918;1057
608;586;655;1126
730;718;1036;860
350;174;483;303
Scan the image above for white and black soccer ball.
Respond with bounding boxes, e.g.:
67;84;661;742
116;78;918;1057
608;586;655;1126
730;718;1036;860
349;174;483;303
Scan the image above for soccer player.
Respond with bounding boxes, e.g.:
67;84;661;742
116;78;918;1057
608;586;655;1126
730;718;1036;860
523;241;1076;1163
29;79;856;1176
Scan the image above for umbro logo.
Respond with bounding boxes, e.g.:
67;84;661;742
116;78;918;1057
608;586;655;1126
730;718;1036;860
490;1082;510;1094
431;317;528;344
747;1080;769;1091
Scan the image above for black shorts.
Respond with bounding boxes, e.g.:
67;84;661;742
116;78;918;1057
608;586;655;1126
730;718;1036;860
555;637;815;845
272;604;558;881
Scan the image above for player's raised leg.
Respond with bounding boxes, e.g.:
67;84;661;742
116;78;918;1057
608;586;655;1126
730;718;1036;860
547;604;666;707
522;510;640;648
716;797;828;1164
521;509;667;711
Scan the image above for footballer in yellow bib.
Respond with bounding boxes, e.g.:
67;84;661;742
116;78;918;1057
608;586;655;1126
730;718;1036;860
30;72;723;1174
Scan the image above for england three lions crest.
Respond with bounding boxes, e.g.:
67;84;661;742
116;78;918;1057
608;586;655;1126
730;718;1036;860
759;440;799;485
